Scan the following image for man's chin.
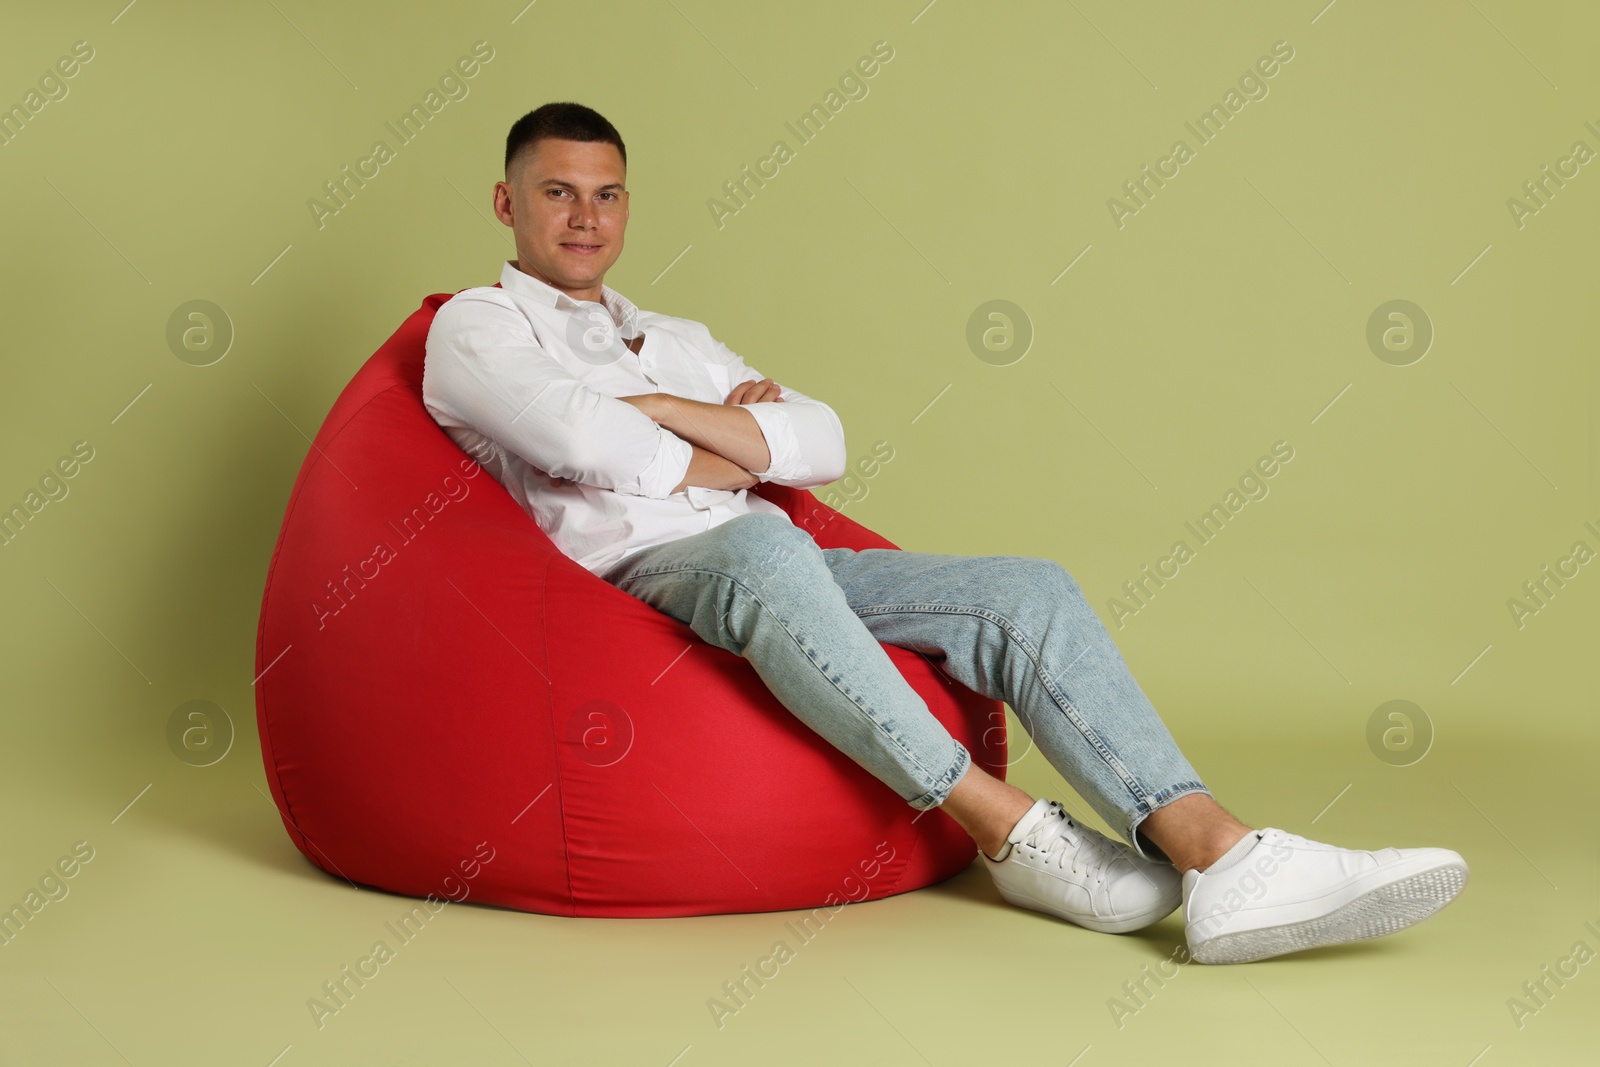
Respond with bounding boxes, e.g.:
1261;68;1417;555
518;247;621;288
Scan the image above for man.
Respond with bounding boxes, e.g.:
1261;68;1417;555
422;102;1468;964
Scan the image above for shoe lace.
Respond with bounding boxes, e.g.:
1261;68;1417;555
1023;804;1103;881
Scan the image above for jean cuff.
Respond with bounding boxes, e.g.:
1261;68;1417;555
1126;782;1213;864
907;740;972;811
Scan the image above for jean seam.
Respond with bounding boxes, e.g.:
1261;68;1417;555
613;564;953;793
850;601;1156;810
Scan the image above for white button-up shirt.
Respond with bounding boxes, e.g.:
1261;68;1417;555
422;261;848;577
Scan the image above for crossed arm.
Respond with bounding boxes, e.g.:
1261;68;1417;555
422;294;846;498
615;377;786;495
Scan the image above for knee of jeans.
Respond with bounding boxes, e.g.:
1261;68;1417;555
1013;556;1083;602
710;513;819;583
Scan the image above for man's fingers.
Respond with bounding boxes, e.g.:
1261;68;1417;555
724;378;785;405
727;380;763;405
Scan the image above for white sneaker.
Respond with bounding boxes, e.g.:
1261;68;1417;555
980;797;1181;934
1183;827;1469;964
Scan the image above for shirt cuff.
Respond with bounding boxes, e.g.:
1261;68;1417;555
742;402;809;483
619;425;693;499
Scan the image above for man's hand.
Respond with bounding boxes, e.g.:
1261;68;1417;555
726;377;785;405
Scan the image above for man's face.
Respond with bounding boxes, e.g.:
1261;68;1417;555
494;138;629;301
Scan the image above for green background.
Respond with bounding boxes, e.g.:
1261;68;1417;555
2;1;1596;1063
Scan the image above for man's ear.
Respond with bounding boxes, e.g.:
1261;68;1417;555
493;181;514;226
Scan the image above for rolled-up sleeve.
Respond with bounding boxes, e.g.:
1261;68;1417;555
741;391;848;487
708;339;848;489
423;292;692;498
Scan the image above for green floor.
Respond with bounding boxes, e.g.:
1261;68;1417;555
3;721;1592;1066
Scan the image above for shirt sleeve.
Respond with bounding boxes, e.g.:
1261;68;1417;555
423;291;692;499
708;338;848;489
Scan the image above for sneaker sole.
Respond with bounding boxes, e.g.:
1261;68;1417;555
990;876;1182;934
1189;859;1468;964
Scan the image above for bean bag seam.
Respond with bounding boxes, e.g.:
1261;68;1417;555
886;811;920;895
539;549;581;918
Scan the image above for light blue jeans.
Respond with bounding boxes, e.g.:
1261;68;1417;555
598;511;1211;862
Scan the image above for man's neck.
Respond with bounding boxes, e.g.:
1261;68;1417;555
511;259;604;305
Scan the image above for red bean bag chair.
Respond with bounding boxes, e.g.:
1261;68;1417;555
253;289;1009;917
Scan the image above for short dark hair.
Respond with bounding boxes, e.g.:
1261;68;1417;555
504;102;627;177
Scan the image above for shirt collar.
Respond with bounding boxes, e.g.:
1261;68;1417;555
500;259;641;339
